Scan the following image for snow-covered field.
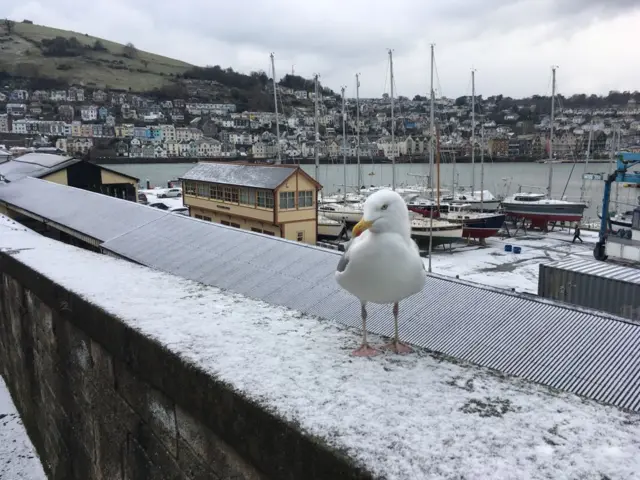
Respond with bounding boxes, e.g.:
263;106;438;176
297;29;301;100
426;228;598;294
0;377;46;479
1;215;638;480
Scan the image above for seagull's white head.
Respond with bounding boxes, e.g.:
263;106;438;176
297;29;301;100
352;189;410;238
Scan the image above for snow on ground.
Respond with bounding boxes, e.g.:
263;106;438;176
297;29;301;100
0;376;46;479
1;215;639;480
427;228;599;294
139;188;185;210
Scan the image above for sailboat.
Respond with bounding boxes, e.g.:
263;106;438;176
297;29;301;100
309;74;344;239
501;66;587;227
410;45;463;249
438;70;505;240
318;83;366;225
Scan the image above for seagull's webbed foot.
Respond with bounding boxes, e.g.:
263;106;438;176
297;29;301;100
381;341;413;355
352;343;380;357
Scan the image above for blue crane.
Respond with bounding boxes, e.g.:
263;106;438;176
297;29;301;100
594;152;640;261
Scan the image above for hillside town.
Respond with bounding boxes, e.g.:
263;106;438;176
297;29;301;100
1;84;640;162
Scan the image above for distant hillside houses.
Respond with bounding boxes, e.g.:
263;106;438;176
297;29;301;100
0;85;639;159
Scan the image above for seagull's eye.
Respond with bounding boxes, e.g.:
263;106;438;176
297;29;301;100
381;204;388;211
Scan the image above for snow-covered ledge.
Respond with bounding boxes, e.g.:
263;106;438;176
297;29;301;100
1;215;639;480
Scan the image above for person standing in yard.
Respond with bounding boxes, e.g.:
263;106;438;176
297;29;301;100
572;223;583;243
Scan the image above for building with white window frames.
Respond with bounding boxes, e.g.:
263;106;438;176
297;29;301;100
180;162;321;244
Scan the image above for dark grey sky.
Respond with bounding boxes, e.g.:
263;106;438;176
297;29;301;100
5;0;640;98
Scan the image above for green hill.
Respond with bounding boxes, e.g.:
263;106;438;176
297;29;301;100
0;20;193;92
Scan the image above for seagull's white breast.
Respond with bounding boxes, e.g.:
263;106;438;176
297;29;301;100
336;231;426;304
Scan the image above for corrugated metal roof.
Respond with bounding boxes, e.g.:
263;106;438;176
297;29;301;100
0;177;168;242
102;213;640;412
180;162;297;189
545;258;640;285
0;153;80;182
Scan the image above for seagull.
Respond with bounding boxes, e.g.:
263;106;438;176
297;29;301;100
335;189;426;356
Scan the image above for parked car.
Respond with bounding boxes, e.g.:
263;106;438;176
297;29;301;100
170;207;189;216
148;202;170;210
157;188;182;198
138;192;148;205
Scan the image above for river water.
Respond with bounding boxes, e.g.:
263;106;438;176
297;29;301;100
101;161;639;221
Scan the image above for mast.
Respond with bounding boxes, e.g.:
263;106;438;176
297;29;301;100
580;124;592;202
341;86;347;204
313;74;320;184
270;53;282;164
614;126;620;208
480;125;485;211
547;65;557;197
389;49;396;191
436;127;441;205
356;73;362;190
471;68;476;195
427;43;435;273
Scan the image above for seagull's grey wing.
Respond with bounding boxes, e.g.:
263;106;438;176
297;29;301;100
336;250;350;273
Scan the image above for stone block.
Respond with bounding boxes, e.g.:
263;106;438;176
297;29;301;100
115;362;178;457
176;404;263;480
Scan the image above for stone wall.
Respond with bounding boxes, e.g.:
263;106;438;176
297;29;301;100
0;251;372;480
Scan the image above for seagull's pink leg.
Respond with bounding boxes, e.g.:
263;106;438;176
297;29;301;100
352;302;380;357
381;302;413;354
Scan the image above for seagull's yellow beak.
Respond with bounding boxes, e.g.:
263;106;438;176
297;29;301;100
352;218;374;238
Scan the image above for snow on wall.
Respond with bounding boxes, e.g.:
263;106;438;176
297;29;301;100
1;215;639;480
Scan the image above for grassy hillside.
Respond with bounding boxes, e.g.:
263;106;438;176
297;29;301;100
0;20;193;91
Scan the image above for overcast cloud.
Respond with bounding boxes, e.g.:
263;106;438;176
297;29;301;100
4;0;640;99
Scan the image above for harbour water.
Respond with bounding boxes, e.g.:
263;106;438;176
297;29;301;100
102;161;639;222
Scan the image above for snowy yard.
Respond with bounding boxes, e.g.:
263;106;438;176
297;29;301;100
1;215;638;480
427;229;599;294
0;377;46;479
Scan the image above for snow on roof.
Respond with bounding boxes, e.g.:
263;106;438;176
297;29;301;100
0;177;168;242
102;213;640;413
2;214;639;480
0;153;80;182
180;162;297;189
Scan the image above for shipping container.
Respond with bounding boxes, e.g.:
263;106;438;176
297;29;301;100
539;258;640;321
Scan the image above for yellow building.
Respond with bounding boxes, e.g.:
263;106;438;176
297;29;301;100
0;153;139;201
180;162;322;244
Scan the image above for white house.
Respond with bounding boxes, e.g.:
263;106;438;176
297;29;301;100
80;105;98;122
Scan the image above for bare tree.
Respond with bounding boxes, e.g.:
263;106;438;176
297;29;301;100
5;20;15;34
123;42;137;58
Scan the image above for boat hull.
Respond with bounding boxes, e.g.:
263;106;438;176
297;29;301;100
412;232;462;248
502;202;586;223
318;222;344;239
460;214;506;239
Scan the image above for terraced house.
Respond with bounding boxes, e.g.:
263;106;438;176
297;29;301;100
180;162;321;244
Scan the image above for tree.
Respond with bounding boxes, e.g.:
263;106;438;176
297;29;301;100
92;40;107;51
455;96;467;107
123;42;137;58
413;95;426;101
4;20;15;34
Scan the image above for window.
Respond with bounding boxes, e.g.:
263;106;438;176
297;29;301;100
210;185;223;200
195;214;203;220
251;227;262;233
279;191;295;210
230;222;240;228
221;220;230;226
263;230;275;236
203;216;212;222
196;183;208;197
185;181;196;195
298;190;313;208
223;187;238;203
297;231;304;242
257;190;274;209
239;188;256;206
